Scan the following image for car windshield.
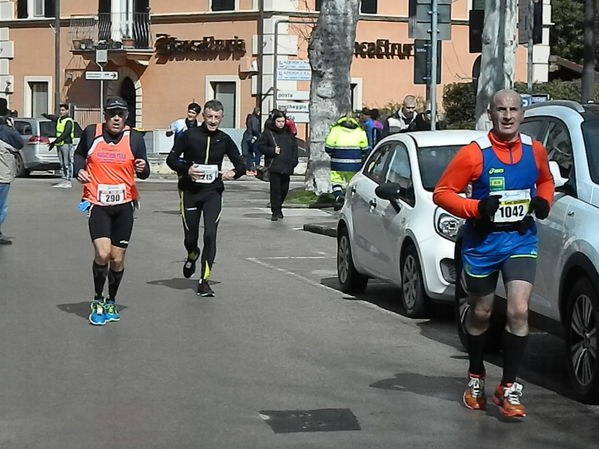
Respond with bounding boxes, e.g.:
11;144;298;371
40;121;56;138
417;145;463;191
582;117;599;184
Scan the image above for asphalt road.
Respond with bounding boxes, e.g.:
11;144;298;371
0;174;598;449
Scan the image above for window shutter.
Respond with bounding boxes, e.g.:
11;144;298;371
17;0;28;19
45;0;56;18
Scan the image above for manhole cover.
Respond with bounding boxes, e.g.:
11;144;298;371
259;408;360;434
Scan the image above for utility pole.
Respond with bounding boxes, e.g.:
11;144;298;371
581;0;596;103
429;0;438;130
54;0;61;113
256;0;264;111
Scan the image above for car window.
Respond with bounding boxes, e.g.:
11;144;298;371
544;120;573;179
520;119;546;140
582;118;599;184
363;144;393;184
40;121;55;137
386;143;415;206
14;121;32;135
386;143;411;187
417;145;463;191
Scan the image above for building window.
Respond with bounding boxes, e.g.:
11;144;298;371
315;0;322;11
210;82;236;128
211;0;235;11
17;0;55;18
361;0;377;14
29;81;49;117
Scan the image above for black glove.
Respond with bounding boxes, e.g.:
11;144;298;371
477;195;501;218
48;142;55;151
529;196;550;219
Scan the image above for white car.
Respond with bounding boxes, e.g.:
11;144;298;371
336;130;486;318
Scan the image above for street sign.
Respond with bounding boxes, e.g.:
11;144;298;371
277;70;312;81
286;112;309;123
96;49;108;64
408;0;452;41
85;71;119;81
276;90;310;101
520;94;532;107
277;60;311;71
277;102;310;113
413;39;441;84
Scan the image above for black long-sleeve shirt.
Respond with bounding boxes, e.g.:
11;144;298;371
73;124;150;179
166;123;246;193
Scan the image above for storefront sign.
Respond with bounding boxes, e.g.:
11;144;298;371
354;40;414;59
155;34;246;56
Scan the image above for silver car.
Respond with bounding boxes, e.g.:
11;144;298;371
12;117;81;177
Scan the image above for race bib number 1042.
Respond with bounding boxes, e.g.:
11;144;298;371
493;189;531;223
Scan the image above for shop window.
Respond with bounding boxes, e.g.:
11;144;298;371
211;82;236;128
361;0;377;14
17;0;55;18
211;0;235;11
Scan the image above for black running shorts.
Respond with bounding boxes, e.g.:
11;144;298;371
461;256;537;296
88;202;135;248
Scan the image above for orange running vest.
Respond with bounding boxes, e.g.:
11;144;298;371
82;124;139;206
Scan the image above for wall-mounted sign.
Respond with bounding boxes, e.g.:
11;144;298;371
286;112;310;124
277;90;310;101
155;34;246;56
354;40;414;59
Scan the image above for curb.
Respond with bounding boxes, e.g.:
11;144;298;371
303;223;337;238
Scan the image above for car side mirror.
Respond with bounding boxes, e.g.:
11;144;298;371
549;160;567;188
375;182;403;212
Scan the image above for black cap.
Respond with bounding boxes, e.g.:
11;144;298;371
104;96;128;111
361;107;371;115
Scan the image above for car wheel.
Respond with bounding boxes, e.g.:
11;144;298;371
14;154;29;177
337;227;368;293
565;277;599;404
401;244;429;318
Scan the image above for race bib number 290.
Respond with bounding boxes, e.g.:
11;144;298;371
98;183;126;205
493;189;531;223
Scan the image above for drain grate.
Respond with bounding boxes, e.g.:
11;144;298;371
259;408;361;434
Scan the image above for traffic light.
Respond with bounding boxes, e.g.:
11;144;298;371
533;0;543;45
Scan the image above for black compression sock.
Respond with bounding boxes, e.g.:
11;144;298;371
466;331;488;376
108;269;124;301
92;261;108;299
501;331;528;384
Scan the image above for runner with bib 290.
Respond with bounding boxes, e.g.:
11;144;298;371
73;96;150;326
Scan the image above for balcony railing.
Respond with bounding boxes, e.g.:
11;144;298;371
69;12;153;51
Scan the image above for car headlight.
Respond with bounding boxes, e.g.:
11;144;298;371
435;208;463;242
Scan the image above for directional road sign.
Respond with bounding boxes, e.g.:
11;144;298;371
85;71;119;81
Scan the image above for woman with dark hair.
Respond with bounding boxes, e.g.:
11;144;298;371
257;109;299;221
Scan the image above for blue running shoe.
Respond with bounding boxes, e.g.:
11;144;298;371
104;301;120;322
89;300;107;326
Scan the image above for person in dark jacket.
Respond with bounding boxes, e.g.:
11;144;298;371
241;107;261;174
257;109;298;221
0;114;24;245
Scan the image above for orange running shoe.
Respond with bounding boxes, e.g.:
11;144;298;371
493;382;526;417
463;373;486;410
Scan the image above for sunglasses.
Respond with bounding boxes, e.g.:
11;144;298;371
106;109;127;118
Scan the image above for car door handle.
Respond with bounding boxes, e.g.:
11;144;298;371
351;186;356;194
567;211;575;216
369;199;377;208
